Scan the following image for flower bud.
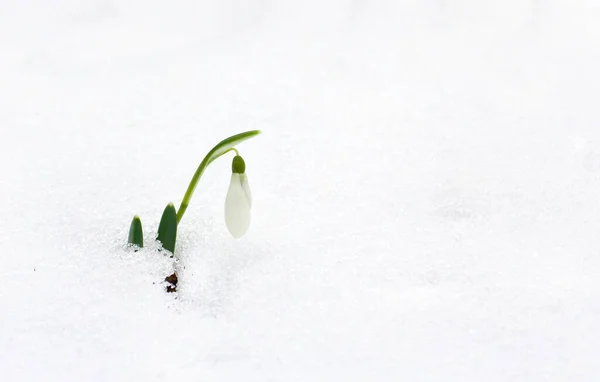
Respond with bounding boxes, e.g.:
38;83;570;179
225;155;252;238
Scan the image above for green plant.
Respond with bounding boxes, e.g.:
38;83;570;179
127;130;261;256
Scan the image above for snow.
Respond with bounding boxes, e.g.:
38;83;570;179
1;0;600;380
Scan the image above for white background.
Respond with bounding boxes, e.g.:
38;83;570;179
1;1;599;380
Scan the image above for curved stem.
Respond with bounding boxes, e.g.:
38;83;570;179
176;130;261;224
223;148;239;157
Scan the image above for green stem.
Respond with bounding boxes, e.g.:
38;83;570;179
223;148;239;157
176;130;261;224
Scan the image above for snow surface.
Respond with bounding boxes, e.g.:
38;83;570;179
1;0;600;380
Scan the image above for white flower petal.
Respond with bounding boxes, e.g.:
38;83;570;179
241;173;252;207
225;173;252;238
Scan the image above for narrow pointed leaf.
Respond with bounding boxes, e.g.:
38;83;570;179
128;215;144;248
157;203;177;254
177;130;261;223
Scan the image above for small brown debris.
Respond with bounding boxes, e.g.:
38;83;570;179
165;272;178;293
165;272;178;285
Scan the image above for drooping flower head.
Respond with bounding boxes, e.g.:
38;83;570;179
224;155;252;238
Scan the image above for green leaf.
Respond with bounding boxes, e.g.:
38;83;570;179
128;215;144;248
176;130;261;223
157;203;178;254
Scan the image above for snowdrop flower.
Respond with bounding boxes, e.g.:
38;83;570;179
225;155;252;238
